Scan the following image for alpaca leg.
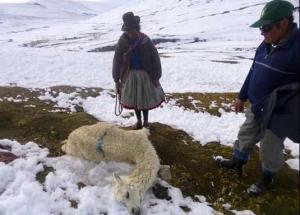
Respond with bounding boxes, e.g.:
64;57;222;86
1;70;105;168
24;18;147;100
61;140;67;153
61;144;66;153
158;165;171;182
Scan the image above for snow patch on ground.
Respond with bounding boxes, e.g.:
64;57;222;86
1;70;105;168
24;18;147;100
0;139;218;215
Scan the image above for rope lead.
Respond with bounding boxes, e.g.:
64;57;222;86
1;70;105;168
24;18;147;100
114;88;123;116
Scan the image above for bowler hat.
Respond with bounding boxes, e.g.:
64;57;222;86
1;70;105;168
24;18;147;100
250;0;294;28
121;12;140;31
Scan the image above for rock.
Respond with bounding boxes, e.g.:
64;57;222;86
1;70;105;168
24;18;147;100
158;165;172;182
152;183;171;200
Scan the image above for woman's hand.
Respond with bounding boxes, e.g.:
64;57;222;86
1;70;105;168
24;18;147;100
152;79;160;88
115;81;121;94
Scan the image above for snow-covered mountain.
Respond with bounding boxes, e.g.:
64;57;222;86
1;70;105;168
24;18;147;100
0;0;298;92
0;0;133;20
0;0;298;51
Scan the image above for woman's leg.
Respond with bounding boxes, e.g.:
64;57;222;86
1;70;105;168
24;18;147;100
142;110;149;127
134;109;142;129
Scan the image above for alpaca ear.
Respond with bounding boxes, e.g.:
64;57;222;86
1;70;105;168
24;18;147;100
113;173;123;184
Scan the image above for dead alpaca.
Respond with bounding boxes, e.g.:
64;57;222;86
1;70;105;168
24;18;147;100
61;122;162;215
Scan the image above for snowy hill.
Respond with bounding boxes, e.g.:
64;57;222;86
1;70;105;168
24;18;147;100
0;0;131;20
2;0;299;92
0;0;270;43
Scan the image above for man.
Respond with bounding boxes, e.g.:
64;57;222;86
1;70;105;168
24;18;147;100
216;0;299;196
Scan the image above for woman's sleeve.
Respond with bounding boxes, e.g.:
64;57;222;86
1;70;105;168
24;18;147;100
112;39;122;83
151;41;162;80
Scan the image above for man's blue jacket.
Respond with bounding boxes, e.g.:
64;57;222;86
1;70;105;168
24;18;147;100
262;82;299;143
239;24;299;115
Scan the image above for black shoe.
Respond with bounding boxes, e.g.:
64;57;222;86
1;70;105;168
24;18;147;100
216;156;246;174
132;121;143;130
143;121;149;128
247;173;274;196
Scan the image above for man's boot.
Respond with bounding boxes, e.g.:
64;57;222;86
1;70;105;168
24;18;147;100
216;156;246;174
247;172;274;196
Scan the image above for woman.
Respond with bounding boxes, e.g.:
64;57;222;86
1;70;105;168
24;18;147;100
112;12;165;129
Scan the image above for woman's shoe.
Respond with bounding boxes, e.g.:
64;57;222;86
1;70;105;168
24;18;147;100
133;121;143;130
143;121;150;128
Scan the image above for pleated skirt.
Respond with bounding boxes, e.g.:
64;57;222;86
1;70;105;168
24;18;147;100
121;69;165;110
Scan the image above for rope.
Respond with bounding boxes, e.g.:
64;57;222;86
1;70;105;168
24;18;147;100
114;88;123;116
95;126;117;156
96;134;105;154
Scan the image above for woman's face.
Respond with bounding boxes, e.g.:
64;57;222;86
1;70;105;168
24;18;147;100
127;29;139;39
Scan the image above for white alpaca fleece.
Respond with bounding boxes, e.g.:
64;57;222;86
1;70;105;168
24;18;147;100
61;122;160;214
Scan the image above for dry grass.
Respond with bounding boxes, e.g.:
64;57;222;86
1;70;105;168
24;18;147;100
0;86;298;215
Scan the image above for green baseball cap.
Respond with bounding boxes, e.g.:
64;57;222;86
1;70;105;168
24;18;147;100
250;0;295;28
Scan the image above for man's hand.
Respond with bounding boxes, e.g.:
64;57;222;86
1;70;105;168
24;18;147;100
234;98;245;113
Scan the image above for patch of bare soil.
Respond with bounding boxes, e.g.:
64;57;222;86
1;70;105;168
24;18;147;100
0;86;298;215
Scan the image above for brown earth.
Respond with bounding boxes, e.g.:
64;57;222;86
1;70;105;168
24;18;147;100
0;86;298;215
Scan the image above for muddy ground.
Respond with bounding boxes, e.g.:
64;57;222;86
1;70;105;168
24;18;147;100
0;86;298;215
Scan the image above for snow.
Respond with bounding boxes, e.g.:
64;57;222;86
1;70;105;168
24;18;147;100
286;159;299;171
0;0;30;3
0;0;299;214
284;139;299;170
81;91;245;145
231;210;256;215
0;139;217;215
38;90;85;112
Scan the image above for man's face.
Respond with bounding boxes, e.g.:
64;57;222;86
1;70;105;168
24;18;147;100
260;18;289;44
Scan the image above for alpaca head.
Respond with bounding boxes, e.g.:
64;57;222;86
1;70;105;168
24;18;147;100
112;173;141;215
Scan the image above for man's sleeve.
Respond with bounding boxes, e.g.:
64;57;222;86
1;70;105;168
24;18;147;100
238;46;259;101
238;65;253;102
